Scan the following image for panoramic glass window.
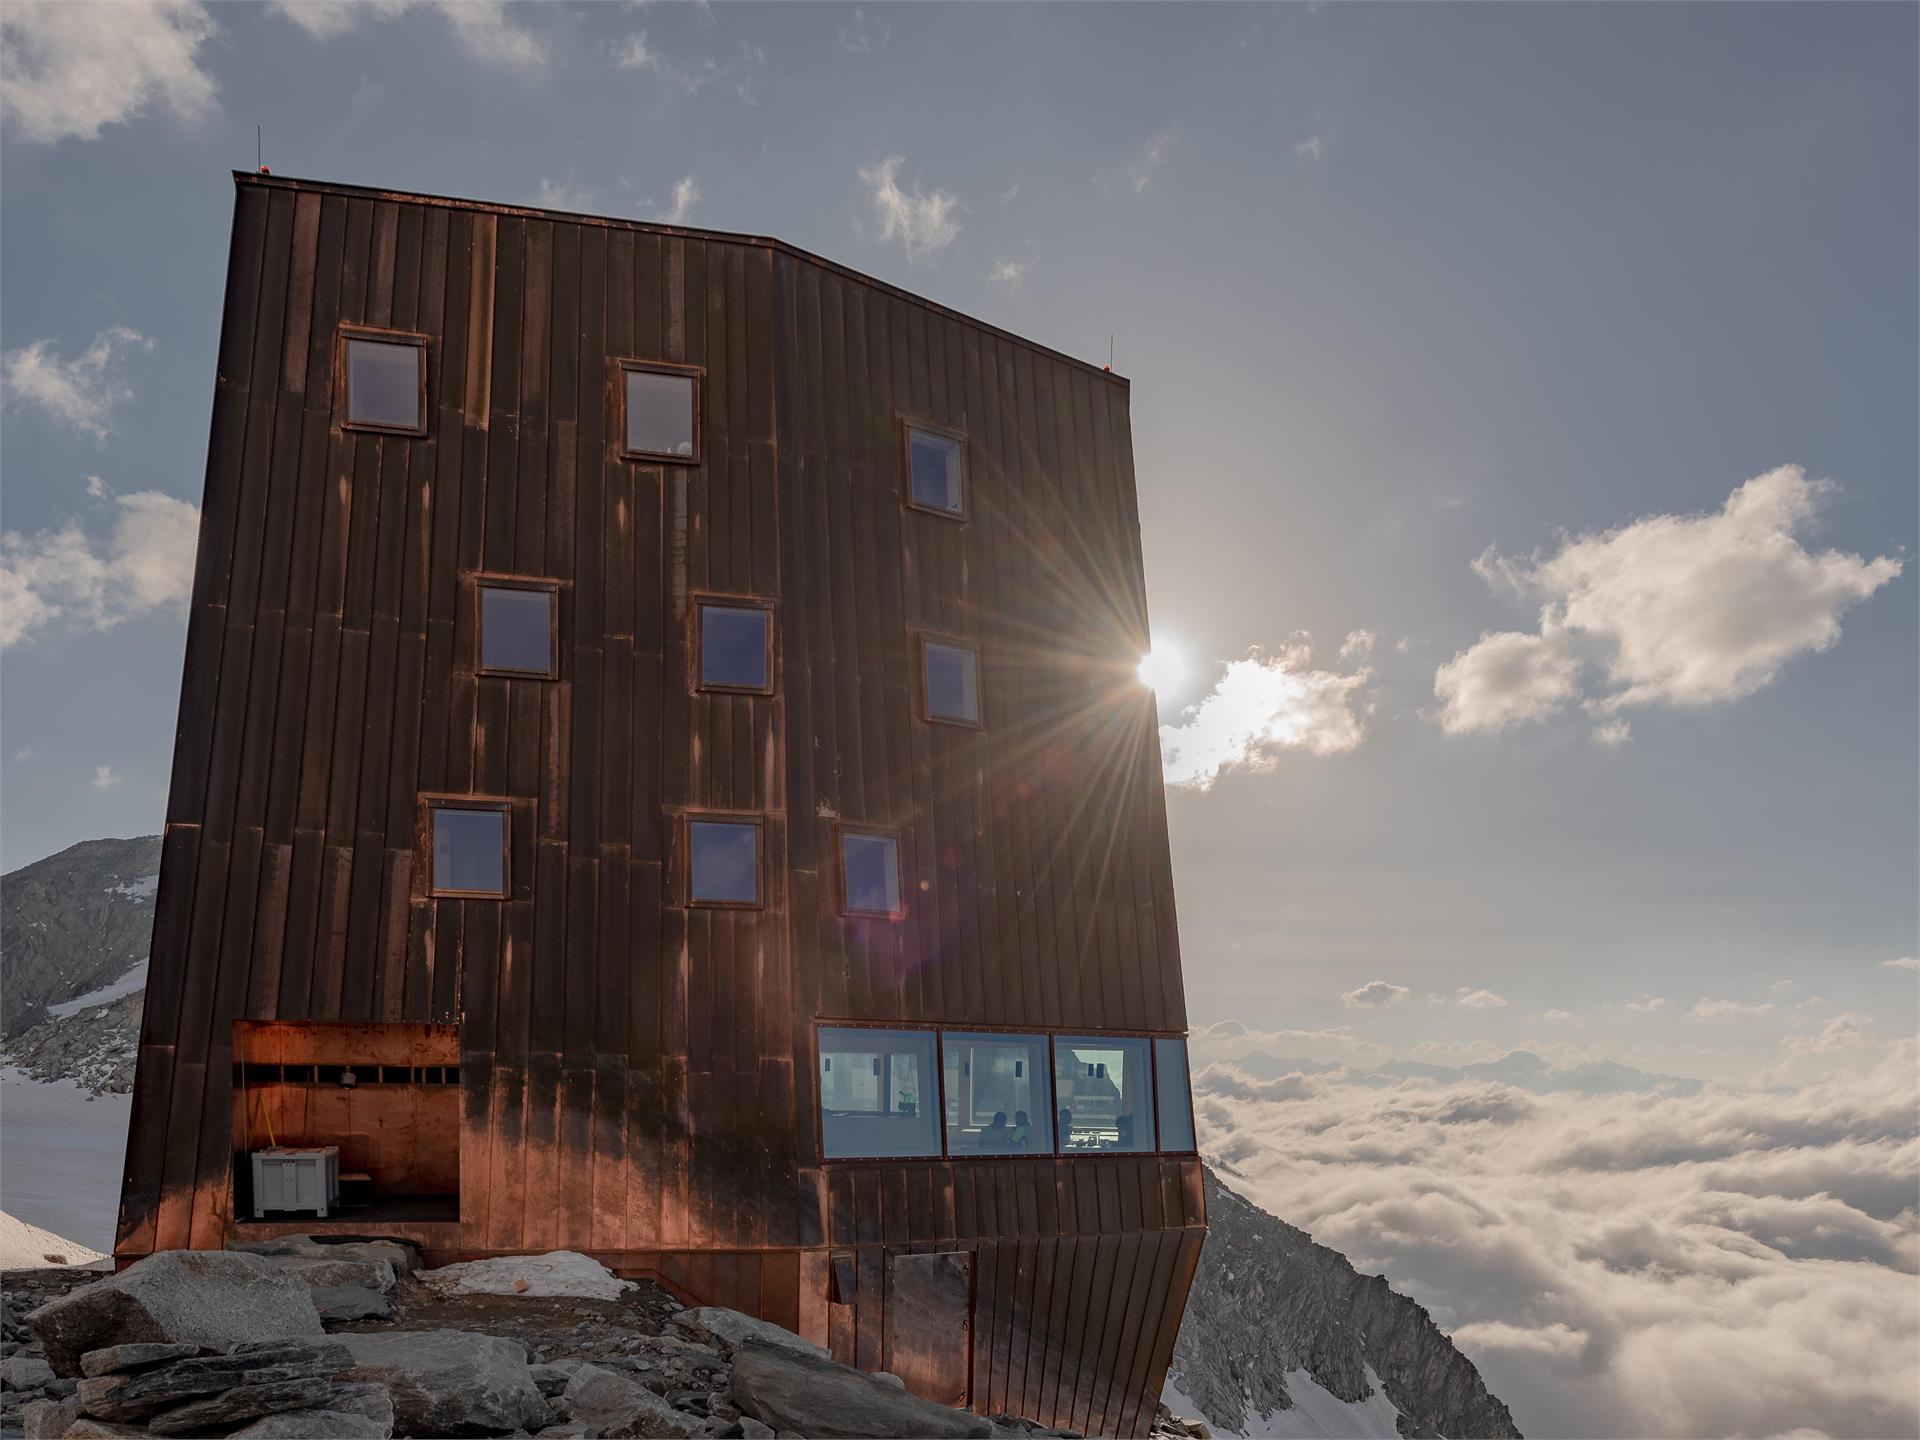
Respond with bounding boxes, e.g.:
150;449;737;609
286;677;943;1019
345;336;425;431
818;1027;940;1159
1053;1036;1155;1153
624;366;697;460
841;830;902;917
478;584;556;677
689;819;759;905
906;425;966;516
699;603;771;691
1153;1038;1196;1152
431;805;506;897
922;640;980;725
943;1033;1053;1155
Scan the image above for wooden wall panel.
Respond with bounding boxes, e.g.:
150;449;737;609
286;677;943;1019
120;173;1200;1438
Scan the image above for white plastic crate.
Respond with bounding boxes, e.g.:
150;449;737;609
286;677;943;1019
249;1146;341;1219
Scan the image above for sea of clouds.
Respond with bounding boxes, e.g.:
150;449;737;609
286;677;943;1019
1191;1040;1920;1439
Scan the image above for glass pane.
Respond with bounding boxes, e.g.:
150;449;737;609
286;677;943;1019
347;338;422;429
842;832;901;916
432;807;505;895
701;604;769;689
819;1027;940;1158
1053;1036;1155;1153
690;820;758;904
479;586;554;674
923;642;979;724
908;428;964;514
943;1033;1053;1155
1154;1038;1195;1152
626;369;695;457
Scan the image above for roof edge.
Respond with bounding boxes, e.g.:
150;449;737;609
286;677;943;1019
233;171;1129;389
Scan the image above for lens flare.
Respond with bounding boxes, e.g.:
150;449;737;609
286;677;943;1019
1137;644;1186;699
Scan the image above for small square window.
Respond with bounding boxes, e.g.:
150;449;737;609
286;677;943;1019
922;640;980;726
345;335;425;432
699;602;771;692
841;831;902;918
623;365;698;462
689;819;760;906
478;583;557;677
431;805;507;898
905;424;966;517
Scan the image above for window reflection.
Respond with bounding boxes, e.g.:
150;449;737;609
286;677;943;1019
700;603;770;690
431;806;506;897
841;831;902;917
625;368;696;459
908;426;965;515
1053;1036;1155;1153
943;1033;1053;1155
923;641;980;725
819;1027;940;1159
479;585;555;675
346;337;423;431
1153;1037;1195;1152
689;820;759;905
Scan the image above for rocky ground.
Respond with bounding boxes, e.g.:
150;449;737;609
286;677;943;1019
1;1242;1206;1440
1;994;140;1096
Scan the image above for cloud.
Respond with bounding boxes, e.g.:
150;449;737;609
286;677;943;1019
1192;1045;1920;1440
1159;637;1372;790
1687;998;1775;1021
3;327;153;443
92;765;119;790
1;490;199;649
1591;717;1631;747
13;746;36;764
1294;135;1324;163
1881;957;1920;972
534;176;595;212
1337;628;1375;662
1786;1013;1874;1055
1100;132;1173;195
858;157;960;265
1437;468;1902;734
0;0;218;143
270;0;543;68
1342;979;1410;1009
1456;987;1510;1009
1542;1009;1573;1022
988;257;1034;292
656;175;700;226
837;8;887;54
1625;996;1668;1013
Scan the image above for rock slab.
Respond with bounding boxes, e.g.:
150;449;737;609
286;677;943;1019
25;1251;325;1376
78;1343;203;1378
561;1363;704;1439
340;1329;548;1437
146;1376;338;1435
75;1341;352;1422
729;1340;994;1439
671;1307;830;1362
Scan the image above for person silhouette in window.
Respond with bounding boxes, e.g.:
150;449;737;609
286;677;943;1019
1009;1109;1032;1150
982;1111;1009;1151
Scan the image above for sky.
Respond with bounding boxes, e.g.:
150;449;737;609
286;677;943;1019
1;6;1914;1435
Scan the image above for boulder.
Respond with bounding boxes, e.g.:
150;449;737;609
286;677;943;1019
79;1344;203;1378
20;1395;81;1439
25;1252;325;1376
74;1341;351;1422
561;1363;704;1439
228;1408;391;1439
2;1354;54;1390
62;1421;147;1439
669;1308;829;1362
419;1251;630;1301
529;1360;584;1397
257;1256;398;1293
339;1329;548;1437
146;1376;338;1435
227;1236;423;1276
729;1340;994;1439
309;1286;393;1322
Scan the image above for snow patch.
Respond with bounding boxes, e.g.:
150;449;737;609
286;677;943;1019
1163;1365;1403;1440
105;874;159;901
48;962;148;1018
421;1249;632;1300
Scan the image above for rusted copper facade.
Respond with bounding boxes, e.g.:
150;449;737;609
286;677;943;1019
118;172;1204;1436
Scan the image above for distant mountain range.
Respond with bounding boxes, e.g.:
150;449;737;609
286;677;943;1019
2;835;159;1041
1224;1047;1704;1098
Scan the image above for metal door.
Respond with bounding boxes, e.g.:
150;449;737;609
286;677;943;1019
884;1249;974;1407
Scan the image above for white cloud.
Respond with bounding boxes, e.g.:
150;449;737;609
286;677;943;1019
988;257;1034;292
1687;998;1775;1021
1626;996;1668;1013
657;175;700;227
1542;1009;1574;1022
92;765;120;790
1159;637;1372;790
1193;1045;1920;1440
1769;979;1798;993
1100;132;1173;195
1591;717;1632;747
270;0;543;68
1341;979;1410;1009
534;176;594;212
1437;468;1902;735
13;746;36;764
1;490;199;649
858;157;960;265
1881;957;1920;972
3;327;153;443
1456;987;1510;1009
0;0;217;144
1294;135;1324;163
1787;1013;1874;1055
838;8;887;55
1338;628;1375;662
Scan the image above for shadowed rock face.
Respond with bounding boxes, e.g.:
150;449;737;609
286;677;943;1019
0;836;160;1041
1168;1170;1522;1440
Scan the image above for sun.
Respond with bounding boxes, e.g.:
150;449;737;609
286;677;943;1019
1137;643;1186;700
